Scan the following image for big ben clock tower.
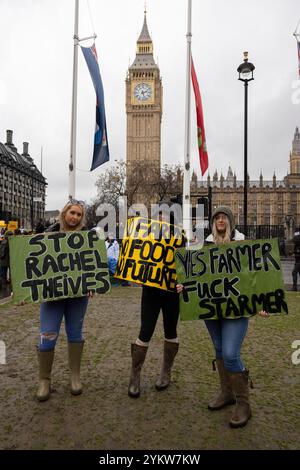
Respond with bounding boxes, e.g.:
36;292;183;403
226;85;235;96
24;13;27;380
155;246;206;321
126;9;162;194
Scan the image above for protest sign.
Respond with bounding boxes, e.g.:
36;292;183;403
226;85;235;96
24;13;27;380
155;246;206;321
7;221;18;231
115;217;185;291
175;239;288;320
9;230;110;304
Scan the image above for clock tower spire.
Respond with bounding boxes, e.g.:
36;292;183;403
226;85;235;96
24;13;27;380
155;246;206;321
126;9;163;203
136;7;153;54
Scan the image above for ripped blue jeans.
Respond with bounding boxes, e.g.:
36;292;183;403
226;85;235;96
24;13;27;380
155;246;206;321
39;297;89;351
204;317;249;372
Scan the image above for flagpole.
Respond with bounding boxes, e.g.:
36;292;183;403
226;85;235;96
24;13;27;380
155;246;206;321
294;19;300;79
69;0;79;200
183;0;192;244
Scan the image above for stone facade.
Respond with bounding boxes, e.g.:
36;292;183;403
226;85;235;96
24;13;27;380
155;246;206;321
0;130;47;229
191;127;300;237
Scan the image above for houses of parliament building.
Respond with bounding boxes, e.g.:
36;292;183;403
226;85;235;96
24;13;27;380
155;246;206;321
191;125;300;237
126;11;300;238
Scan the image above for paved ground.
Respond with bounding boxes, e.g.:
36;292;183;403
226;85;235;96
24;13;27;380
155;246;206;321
281;257;296;289
0;287;299;450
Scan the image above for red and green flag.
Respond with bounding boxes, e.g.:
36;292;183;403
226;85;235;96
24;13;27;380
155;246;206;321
191;57;208;176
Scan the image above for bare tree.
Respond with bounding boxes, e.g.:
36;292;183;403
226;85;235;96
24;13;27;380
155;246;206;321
95;161;126;208
156;164;183;201
126;161;161;206
94;161;183;211
85;202;99;229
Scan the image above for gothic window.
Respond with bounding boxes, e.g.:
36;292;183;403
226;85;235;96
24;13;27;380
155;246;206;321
291;204;297;213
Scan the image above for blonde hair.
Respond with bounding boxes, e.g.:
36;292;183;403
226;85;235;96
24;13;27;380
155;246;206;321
212;215;231;244
59;202;86;232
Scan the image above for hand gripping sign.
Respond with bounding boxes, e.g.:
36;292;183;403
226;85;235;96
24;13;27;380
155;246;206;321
115;217;185;291
175;239;288;320
9;230;110;304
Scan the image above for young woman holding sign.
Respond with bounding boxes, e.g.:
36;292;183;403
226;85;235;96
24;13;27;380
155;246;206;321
177;206;268;428
128;211;183;399
36;200;91;402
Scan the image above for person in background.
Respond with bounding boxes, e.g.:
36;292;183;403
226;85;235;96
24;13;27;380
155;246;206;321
105;234;120;276
36;200;92;402
279;238;286;257
292;234;300;291
35;220;45;234
0;230;13;283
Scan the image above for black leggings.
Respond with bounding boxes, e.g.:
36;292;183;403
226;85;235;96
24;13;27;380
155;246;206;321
138;286;179;343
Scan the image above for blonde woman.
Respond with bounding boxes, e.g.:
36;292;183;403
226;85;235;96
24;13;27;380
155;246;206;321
36;200;91;402
177;206;268;428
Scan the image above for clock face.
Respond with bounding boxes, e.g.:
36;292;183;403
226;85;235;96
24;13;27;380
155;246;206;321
134;83;152;101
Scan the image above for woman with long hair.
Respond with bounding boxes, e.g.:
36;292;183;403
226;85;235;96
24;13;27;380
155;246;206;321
36;200;91;402
178;206;268;428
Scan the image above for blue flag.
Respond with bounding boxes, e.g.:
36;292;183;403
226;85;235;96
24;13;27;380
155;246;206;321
297;40;300;77
81;43;109;170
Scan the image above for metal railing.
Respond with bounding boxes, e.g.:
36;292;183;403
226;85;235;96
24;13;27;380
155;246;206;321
235;224;285;240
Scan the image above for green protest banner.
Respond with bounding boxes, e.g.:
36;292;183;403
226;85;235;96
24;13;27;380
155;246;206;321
9;230;110;304
175;239;288;320
115;217;185;291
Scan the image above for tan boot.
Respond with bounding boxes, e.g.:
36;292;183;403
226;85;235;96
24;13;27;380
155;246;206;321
228;369;252;428
155;341;179;391
36;349;54;402
128;343;148;398
208;359;236;410
68;341;84;395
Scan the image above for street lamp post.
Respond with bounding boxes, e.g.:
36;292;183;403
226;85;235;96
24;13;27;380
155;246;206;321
237;52;255;237
237;205;242;226
30;163;35;231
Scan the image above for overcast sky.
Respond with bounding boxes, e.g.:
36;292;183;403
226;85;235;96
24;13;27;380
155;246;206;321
0;0;299;210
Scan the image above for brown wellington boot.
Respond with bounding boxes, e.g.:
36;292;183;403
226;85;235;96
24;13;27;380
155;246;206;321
68;341;84;395
155;341;179;391
128;343;148;398
36;349;55;402
208;359;236;410
228;369;252;428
